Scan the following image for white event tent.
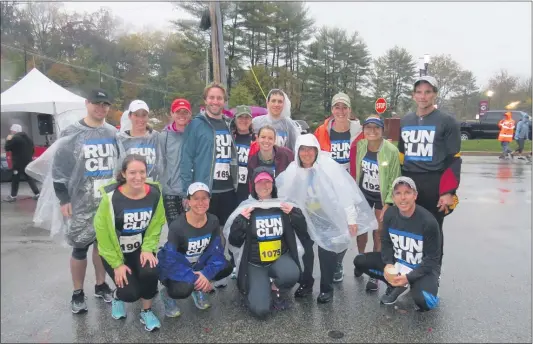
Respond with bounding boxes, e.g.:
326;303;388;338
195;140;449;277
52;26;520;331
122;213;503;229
1;68;87;145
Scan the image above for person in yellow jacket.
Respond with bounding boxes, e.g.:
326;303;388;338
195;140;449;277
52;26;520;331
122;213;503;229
498;112;516;160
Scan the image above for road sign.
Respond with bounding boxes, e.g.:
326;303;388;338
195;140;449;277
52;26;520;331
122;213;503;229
375;98;387;114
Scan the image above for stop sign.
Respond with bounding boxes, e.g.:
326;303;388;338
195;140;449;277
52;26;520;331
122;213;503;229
375;98;387;114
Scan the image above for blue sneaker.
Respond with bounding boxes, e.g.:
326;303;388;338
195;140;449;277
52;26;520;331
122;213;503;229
140;310;161;332
191;291;210;310
159;287;181;318
111;299;126;320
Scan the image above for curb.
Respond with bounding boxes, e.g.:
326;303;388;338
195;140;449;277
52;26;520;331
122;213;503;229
461;151;503;156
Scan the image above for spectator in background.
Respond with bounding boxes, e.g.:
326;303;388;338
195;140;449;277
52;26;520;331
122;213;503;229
498;112;516;160
3;124;40;202
512;113;531;161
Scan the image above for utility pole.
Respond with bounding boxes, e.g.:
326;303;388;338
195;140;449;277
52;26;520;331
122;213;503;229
99;69;102;87
215;2;227;88
23;46;27;74
209;2;220;84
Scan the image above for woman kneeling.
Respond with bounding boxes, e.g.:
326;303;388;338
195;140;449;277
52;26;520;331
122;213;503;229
225;167;306;319
157;182;232;317
94;154;166;332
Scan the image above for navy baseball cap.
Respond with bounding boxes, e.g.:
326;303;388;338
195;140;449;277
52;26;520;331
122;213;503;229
363;116;384;128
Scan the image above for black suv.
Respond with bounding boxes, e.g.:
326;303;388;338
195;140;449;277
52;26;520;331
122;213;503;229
460;110;531;140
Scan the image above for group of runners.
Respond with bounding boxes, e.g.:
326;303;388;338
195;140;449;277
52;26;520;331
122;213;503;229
27;74;461;331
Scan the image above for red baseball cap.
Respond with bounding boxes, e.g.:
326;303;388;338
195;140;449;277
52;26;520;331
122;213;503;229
171;98;191;113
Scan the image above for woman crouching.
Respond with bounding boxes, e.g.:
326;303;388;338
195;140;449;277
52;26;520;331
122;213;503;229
94;154;166;332
224;167;306;319
157;182;233;317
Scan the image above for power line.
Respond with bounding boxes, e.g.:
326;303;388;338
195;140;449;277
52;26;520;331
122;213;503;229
1;43;179;96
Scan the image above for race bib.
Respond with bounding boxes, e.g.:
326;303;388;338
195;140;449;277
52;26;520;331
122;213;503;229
395;261;413;274
119;233;142;253
238;166;248;184
259;240;281;262
93;178;112;198
214;162;230;181
362;173;380;192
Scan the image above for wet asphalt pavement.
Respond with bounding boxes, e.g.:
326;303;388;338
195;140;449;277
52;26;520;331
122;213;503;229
1;156;531;343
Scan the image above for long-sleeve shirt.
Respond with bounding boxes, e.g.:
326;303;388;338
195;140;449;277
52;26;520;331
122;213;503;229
381;205;442;284
398;109;461;196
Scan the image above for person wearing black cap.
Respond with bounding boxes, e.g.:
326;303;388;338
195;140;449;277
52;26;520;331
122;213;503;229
231;105;255;204
349;115;401;292
398;76;461;267
353;176;442;311
51;88;118;314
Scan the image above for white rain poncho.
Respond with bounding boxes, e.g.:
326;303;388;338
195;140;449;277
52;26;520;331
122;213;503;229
26;121;118;247
223;198;305;276
275;134;378;253
252;90;301;151
119;110;132;133
116;129;163;182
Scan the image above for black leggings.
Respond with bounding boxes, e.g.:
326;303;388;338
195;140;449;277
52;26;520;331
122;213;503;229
101;249;159;302
402;171;445;265
11;168;39;197
163;261;233;299
163;194;185;225
208;190;237;226
353;252;440;311
300;237;338;293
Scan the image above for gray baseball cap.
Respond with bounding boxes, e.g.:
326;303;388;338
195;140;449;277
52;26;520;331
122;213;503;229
392;176;418;192
414;76;438;90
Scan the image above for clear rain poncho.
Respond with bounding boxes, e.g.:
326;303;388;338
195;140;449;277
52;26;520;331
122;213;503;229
275;134;378;253
26;121;118;248
223;198;305;276
116;129;163;182
251;90;301;152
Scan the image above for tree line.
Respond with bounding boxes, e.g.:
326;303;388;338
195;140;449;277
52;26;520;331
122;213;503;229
1;1;531;127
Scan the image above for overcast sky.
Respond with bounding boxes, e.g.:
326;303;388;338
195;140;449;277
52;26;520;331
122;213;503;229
62;1;531;89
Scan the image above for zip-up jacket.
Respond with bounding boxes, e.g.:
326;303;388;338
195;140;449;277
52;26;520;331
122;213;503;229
314;116;363;153
93;180;166;269
179;113;239;192
350;138;401;205
157;234;227;284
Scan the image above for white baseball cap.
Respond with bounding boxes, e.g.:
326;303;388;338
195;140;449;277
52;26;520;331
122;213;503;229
187;182;210;197
392;176;418;192
10;124;22;133
128;100;149;113
414;76;438;90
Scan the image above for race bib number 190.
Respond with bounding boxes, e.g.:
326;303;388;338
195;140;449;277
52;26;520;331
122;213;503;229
119;233;142;253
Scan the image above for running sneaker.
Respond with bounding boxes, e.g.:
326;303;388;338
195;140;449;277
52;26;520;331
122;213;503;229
32;193;40;200
365;277;379;291
294;283;313;298
213;277;227;288
159;287;181;318
271;290;291;311
2;195;16;203
71;290;88;314
140;309;161;332
191;291;210;310
230;267;237;280
380;286;409;305
317;291;333;304
94;282;113;303
333;263;344;283
111;299;126;320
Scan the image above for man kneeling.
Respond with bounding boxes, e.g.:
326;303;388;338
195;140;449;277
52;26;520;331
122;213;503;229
353;176;441;312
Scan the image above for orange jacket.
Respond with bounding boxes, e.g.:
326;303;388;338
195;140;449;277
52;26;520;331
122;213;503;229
498;112;515;142
314;116;363;152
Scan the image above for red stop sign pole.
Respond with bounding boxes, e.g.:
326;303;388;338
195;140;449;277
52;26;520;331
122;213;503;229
375;98;387;114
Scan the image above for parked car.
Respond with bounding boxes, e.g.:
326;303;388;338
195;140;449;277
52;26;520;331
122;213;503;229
460;110;531;140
